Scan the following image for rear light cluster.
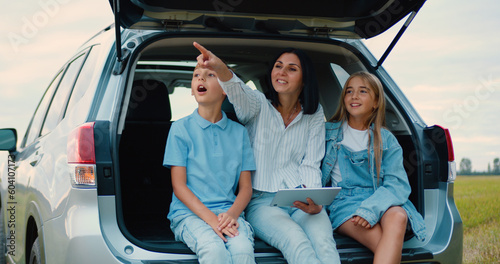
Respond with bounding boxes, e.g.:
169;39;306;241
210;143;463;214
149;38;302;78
443;127;457;183
67;122;96;187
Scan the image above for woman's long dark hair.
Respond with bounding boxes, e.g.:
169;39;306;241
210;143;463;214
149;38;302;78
266;48;319;114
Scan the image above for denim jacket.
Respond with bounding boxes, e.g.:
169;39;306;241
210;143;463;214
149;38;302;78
321;121;426;241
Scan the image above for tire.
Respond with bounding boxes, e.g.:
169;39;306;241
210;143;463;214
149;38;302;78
29;237;41;264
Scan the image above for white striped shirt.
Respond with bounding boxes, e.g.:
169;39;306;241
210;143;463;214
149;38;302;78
219;74;325;192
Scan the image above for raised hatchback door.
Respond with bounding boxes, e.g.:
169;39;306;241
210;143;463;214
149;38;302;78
109;0;426;39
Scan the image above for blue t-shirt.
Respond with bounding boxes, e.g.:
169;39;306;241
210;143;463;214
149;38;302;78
164;109;256;221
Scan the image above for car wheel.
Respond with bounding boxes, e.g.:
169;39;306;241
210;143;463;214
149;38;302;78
29;237;41;264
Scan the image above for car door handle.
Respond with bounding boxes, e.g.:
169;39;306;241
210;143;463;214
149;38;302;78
30;153;43;167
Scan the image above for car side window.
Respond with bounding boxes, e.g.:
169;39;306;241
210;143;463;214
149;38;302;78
24;70;63;146
65;45;100;115
169;85;198;121
330;63;350;88
40;52;87;136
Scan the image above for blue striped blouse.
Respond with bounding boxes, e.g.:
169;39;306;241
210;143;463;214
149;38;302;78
219;74;325;192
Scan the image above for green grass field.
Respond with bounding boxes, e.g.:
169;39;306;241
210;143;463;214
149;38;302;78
455;176;500;263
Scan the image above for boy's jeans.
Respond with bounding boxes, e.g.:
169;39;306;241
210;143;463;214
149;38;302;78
171;212;255;264
245;190;341;264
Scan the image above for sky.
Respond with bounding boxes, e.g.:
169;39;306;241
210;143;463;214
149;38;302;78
0;0;499;172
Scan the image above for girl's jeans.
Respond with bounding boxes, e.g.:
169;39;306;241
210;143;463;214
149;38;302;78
171;212;255;264
245;190;341;264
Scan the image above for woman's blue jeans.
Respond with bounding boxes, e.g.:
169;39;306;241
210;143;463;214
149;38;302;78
245;190;341;264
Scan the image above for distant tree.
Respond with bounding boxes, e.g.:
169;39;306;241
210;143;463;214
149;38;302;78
459;158;472;175
494;158;500;174
488;163;491;174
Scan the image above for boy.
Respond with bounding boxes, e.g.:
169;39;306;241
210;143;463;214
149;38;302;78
163;65;256;264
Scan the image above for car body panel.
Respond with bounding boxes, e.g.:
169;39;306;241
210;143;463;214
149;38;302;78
42;189;122;263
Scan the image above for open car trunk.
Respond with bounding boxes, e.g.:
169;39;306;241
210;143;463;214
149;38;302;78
109;0;426;70
114;34;431;261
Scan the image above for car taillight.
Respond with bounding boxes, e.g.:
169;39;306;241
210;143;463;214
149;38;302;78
67;122;96;187
442;126;457;182
443;128;455;162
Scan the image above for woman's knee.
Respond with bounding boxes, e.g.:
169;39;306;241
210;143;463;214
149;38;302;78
247;207;295;236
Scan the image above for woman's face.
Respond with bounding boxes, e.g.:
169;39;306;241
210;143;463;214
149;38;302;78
271;53;303;97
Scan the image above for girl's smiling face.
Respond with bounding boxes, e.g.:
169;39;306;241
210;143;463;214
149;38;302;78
344;76;378;123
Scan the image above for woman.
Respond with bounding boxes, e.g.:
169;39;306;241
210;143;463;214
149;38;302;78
194;42;340;264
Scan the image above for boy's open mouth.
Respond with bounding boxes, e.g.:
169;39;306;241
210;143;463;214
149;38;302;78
197;85;207;92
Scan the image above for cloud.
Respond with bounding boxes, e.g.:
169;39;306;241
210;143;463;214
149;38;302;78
1;0;112;56
0;1;113;96
0;0;112;133
453;135;500;145
453;135;500;172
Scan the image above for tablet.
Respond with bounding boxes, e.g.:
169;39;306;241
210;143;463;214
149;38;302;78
270;187;341;207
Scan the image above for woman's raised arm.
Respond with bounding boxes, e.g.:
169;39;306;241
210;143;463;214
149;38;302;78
193;42;233;82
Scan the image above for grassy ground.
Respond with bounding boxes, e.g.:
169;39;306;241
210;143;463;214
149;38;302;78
455;176;500;264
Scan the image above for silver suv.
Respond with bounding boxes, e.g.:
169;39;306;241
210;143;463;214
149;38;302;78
0;0;463;263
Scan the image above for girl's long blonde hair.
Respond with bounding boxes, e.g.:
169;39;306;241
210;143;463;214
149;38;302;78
329;72;386;184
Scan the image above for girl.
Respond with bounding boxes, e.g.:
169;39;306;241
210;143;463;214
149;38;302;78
194;42;341;264
321;72;426;264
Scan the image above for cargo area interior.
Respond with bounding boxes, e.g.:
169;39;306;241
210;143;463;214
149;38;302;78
116;37;421;253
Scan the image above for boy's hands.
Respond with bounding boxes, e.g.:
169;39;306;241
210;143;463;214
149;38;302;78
293;197;323;214
206;212;241;243
207;215;228;242
218;212;240;238
206;212;243;243
351;215;372;229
